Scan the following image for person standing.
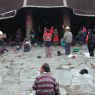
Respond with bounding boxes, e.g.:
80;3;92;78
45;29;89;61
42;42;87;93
53;28;59;46
82;26;87;43
32;63;60;95
30;31;35;45
43;29;52;58
77;28;84;45
86;30;95;58
15;29;22;48
63;26;72;55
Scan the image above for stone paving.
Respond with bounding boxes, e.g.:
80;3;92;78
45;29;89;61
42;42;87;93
0;45;95;95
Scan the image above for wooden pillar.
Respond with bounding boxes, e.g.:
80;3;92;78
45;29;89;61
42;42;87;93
63;9;70;28
26;13;32;40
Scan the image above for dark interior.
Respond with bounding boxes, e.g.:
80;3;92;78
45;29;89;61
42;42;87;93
70;14;95;37
0;8;26;42
31;8;64;43
0;7;95;43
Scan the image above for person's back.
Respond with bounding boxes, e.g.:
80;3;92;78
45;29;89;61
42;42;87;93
86;32;95;57
32;63;60;95
23;39;31;52
33;73;58;95
88;33;95;48
63;26;72;55
64;31;72;43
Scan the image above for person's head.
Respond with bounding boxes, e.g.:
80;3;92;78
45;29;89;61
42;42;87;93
40;63;50;73
24;37;29;42
65;26;70;31
46;29;50;33
0;31;3;35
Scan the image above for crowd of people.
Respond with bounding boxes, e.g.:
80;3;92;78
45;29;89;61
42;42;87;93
0;25;95;95
0;25;95;58
77;26;95;58
43;26;72;57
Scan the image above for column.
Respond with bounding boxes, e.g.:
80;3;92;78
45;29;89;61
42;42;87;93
63;9;70;28
26;13;32;40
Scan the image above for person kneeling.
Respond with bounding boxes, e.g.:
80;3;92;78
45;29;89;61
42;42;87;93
23;39;31;52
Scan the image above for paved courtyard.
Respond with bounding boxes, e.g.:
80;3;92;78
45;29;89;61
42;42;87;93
0;45;95;95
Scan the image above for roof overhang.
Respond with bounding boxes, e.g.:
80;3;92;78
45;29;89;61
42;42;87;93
0;0;95;20
0;0;23;19
73;9;95;17
0;10;16;20
67;0;95;17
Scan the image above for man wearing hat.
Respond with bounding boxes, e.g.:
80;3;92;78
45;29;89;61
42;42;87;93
63;26;72;55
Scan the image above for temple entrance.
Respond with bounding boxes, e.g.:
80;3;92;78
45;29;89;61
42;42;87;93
0;7;64;43
1;7;95;45
31;8;64;43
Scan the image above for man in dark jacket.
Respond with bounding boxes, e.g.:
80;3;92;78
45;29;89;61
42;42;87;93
63;26;72;55
86;30;95;58
32;63;60;95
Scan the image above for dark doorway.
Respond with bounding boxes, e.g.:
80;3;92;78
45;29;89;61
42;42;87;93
0;7;64;43
70;13;95;37
0;8;26;42
32;8;64;43
1;7;95;44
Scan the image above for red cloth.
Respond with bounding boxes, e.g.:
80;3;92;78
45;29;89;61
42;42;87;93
86;35;88;44
43;32;52;41
49;27;54;34
53;35;59;42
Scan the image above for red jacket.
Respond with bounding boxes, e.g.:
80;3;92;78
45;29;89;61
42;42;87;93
53;35;59;42
50;27;54;34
